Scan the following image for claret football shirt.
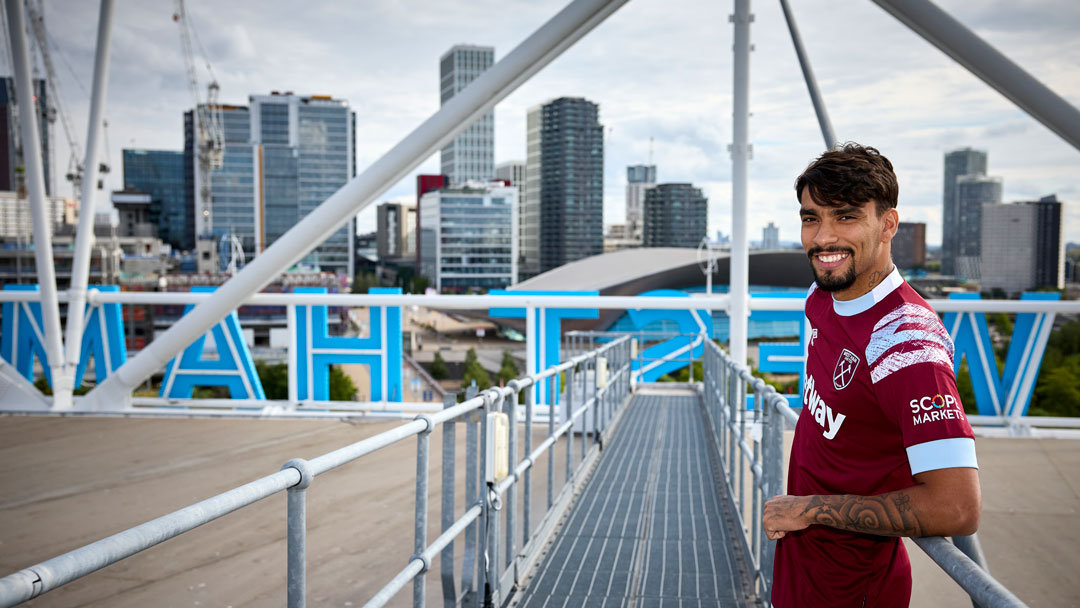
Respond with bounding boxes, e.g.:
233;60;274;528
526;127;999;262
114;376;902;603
771;268;977;608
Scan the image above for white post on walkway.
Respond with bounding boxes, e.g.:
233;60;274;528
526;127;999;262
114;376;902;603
729;0;752;367
4;0;65;395
59;0;116;409
84;0;631;410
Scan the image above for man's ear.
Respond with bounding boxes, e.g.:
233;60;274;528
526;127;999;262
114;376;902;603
881;208;899;243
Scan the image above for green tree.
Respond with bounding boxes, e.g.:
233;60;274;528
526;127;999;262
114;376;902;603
351;271;379;294
955;361;978;415
256;360;289;399
430;351;449;380
1031;354;1080;417
33;377;91;396
661;359;704;383
497;350;520;385
987;312;1013;337
463;362;491;390
410;275;430;294
462;348;491;390
328;365;358;401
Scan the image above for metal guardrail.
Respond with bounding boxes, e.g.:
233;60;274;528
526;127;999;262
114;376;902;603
567;330;706;383
701;339;1029;607
0;337;634;607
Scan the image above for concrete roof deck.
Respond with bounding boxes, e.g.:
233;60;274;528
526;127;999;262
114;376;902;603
0;414;1076;606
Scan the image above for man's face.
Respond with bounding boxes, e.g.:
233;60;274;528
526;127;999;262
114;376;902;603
799;189;896;300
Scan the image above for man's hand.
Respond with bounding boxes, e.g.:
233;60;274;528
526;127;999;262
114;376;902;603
763;494;811;540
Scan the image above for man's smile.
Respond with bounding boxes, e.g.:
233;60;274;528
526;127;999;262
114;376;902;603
810;249;853;271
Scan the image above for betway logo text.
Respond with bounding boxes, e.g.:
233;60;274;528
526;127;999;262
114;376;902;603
803;374;846;440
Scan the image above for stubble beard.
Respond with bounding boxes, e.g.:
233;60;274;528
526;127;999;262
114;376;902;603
808;247;857;293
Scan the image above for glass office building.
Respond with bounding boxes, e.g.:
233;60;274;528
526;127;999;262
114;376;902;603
419;184;517;292
250;93;354;276
122;149;188;251
186;93;355;276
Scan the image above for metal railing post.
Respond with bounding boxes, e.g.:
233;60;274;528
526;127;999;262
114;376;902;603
751;386;762;567
282;459;314;608
440;393;458;608
566;369;574;483
413;414;433;607
728;373;738;484
462;386;480;607
486;391;502;605
522;382;533;549
761;390;785;595
586;367;593;459
505;387;516;571
547;374;555;510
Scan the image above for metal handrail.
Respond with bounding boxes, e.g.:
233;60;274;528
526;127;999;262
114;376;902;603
701;339;1028;607
3;288;1075;314
0;336;635;607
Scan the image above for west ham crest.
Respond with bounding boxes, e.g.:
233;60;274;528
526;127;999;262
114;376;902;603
833;349;860;390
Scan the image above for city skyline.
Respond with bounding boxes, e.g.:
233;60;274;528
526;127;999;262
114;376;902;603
10;0;1079;252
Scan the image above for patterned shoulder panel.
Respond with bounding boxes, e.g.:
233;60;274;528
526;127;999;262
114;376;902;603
866;302;955;385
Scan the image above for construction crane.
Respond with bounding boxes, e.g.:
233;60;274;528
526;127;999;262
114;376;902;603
24;0;110;197
173;0;223;238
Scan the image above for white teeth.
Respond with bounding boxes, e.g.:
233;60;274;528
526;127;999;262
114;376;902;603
818;253;848;263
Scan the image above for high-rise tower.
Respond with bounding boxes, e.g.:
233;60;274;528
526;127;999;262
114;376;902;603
942;148;987;275
523;97;604;276
439;45;494;186
642;183;707;249
625;164;656;238
955;173;1002;280
1;77;51;195
250;92;355;276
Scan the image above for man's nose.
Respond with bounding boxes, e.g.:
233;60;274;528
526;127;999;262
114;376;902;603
813;219;838;247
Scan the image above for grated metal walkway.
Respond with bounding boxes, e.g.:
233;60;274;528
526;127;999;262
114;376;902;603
515;392;751;608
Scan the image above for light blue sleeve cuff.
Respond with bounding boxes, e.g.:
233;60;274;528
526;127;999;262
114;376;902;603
906;437;978;475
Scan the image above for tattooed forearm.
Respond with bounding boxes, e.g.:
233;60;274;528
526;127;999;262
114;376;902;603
798;492;923;537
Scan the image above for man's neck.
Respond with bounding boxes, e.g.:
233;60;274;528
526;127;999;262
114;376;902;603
833;261;896;301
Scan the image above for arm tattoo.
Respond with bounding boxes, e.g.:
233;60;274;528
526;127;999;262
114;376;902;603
799;492;923;537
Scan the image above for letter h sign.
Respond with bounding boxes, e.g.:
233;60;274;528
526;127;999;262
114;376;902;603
291;287;402;402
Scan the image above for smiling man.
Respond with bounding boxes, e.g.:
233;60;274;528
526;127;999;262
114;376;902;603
763;143;981;607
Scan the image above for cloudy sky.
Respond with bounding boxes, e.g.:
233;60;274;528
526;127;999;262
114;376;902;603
10;0;1080;248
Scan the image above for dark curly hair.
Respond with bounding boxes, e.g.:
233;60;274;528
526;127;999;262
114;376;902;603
795;142;898;216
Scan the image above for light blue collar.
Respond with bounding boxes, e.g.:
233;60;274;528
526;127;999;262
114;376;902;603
832;267;904;317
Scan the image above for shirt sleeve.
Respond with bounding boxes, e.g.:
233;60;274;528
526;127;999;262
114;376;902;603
866;303;977;475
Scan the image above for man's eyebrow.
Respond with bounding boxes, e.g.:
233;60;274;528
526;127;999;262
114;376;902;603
829;205;863;216
799;207;818;216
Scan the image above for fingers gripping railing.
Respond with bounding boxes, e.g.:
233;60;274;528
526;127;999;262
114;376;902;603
0;337;634;608
701;340;1028;608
